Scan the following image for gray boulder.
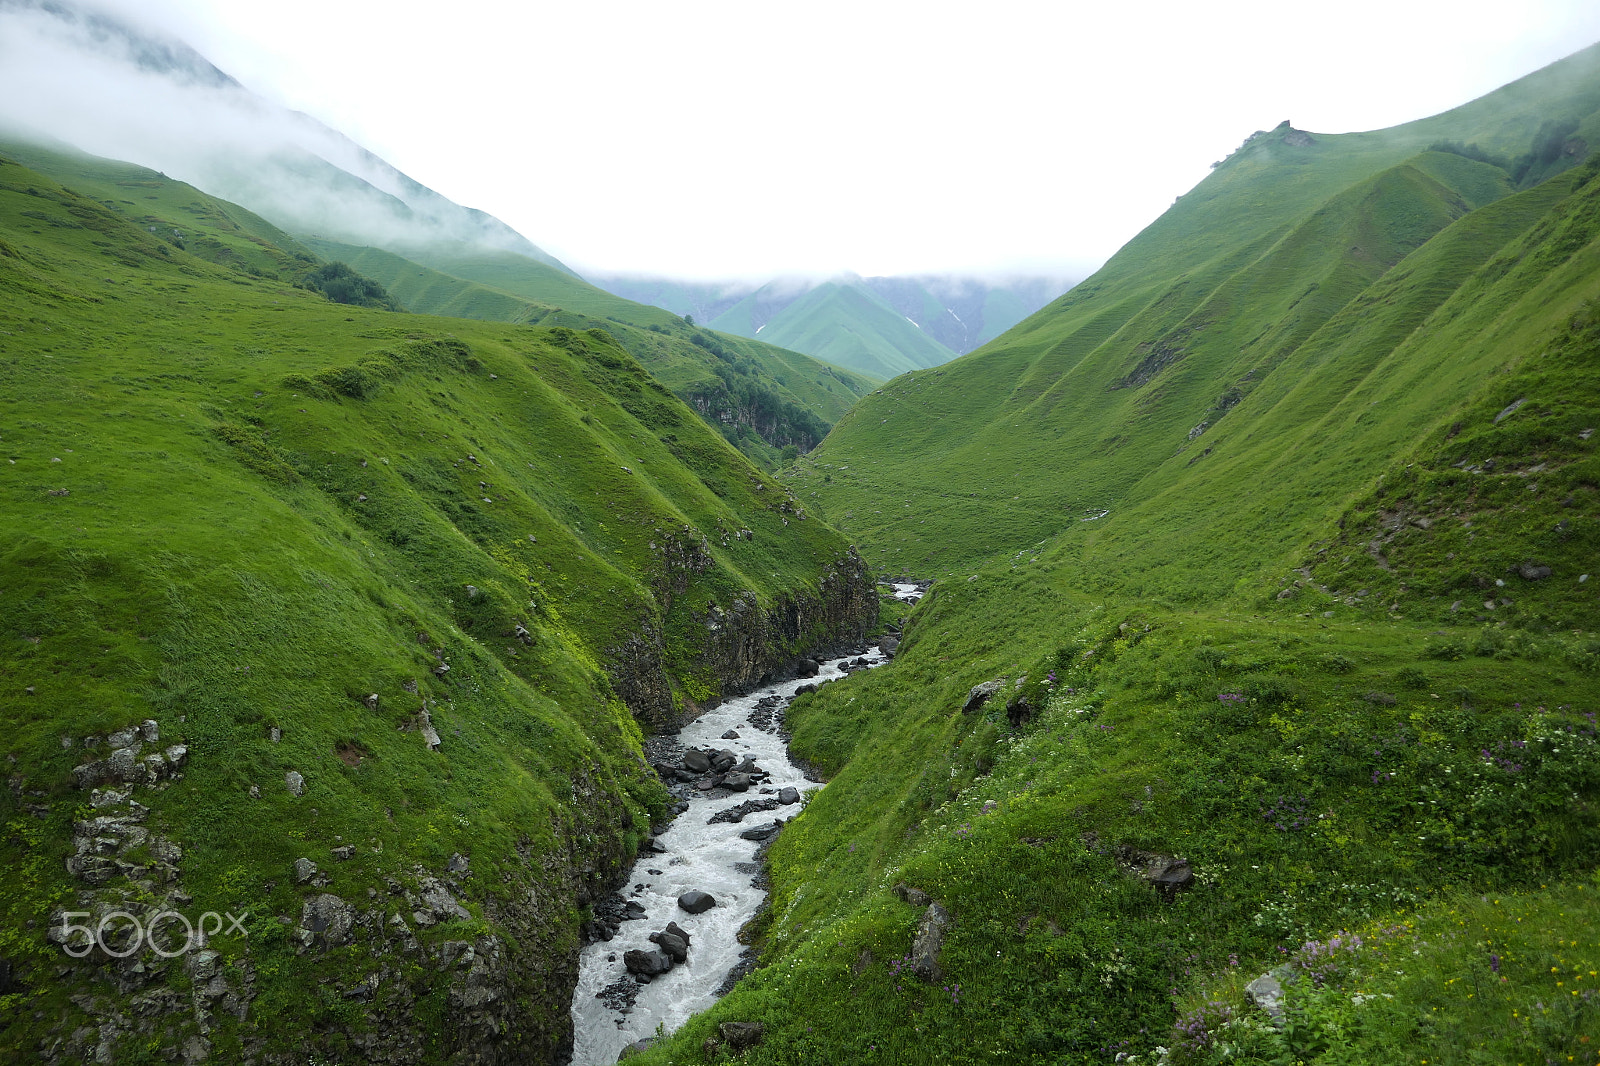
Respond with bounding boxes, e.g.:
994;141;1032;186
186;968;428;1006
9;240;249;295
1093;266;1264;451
910;902;953;980
962;680;1003;713
880;635;900;656
293;857;318;884
285;770;305;796
892;882;932;908
300;893;356;946
618;1038;656;1060
1518;562;1553;581
683;749;712;773
677;890;716;914
1245;972;1286;1021
723;772;753;792
778;786;800;805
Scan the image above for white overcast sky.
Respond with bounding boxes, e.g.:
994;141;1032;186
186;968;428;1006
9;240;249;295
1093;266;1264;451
67;0;1600;279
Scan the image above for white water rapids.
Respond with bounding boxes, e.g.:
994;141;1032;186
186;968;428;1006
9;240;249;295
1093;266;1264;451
567;584;922;1064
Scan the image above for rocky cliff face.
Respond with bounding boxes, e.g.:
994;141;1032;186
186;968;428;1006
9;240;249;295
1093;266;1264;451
609;543;878;732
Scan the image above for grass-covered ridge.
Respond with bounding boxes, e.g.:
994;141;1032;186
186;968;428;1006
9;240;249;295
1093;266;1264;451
307;237;880;468
0;136;878;473
0;152;874;1062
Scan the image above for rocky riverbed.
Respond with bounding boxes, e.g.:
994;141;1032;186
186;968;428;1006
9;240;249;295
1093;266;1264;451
566;643;894;1064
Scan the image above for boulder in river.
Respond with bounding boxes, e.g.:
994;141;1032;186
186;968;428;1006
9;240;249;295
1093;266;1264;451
778;786;800;805
739;820;783;842
623;948;673;975
721;729;740;740
723;772;752;792
677;890;716;914
656;931;688;962
712;749;737;771
683;749;712;773
708;797;781;824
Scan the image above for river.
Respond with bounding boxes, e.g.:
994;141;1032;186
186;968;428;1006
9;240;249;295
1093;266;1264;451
567;583;923;1063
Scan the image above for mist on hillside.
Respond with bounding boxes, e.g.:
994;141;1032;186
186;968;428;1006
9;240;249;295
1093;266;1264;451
0;0;560;261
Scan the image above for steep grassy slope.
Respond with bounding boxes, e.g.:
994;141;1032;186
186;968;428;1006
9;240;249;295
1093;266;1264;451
0;154;876;1063
712;278;957;379
0;139;877;472
304;239;878;466
0;136;321;281
625;51;1600;1066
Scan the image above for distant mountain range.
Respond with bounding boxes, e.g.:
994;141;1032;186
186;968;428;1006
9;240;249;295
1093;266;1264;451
593;273;1076;379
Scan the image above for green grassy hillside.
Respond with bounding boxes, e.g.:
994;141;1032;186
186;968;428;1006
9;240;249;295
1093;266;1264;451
302;239;879;467
0;138;877;472
0;153;876;1063
625;47;1600;1066
713;278;957;380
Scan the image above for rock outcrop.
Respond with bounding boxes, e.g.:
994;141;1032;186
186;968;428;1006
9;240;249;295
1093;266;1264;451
611;546;877;731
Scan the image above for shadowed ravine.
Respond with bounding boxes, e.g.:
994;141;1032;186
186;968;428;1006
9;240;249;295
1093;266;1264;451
569;585;923;1064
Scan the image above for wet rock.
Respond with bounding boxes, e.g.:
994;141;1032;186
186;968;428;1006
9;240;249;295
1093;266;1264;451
656;931;688;962
711;749;738;772
623;901;646;920
794;658;819;679
738;820;782;842
880;634;900;657
778;786;800;804
962;680;1003;713
721;729;740;740
677;890;716;914
622;948;672;976
795;683;817;695
723;772;753;792
708;797;781;824
910;902;953;980
683;749;712;773
719;1021;764;1050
